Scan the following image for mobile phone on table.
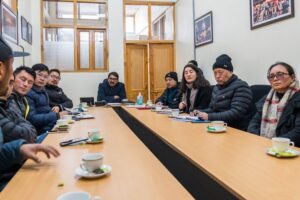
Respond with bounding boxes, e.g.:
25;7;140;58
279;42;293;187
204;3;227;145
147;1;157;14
191;119;210;123
59;137;88;147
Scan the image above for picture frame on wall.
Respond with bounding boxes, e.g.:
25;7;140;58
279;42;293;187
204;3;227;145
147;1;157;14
27;22;32;44
194;11;213;47
21;16;27;41
250;0;294;30
1;2;18;44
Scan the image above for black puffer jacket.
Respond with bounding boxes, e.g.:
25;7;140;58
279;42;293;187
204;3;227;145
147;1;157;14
45;84;73;111
201;75;252;130
155;84;181;109
248;91;300;147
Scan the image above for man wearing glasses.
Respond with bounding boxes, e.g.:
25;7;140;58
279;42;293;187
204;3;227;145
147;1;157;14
26;64;67;135
97;72;126;103
45;69;73;112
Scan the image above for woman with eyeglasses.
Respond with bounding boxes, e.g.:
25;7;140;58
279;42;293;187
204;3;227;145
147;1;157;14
248;62;300;146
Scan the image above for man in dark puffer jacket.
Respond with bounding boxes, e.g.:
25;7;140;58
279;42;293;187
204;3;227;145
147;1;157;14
195;54;252;130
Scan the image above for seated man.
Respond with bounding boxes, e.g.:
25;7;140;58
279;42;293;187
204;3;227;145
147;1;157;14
0;74;37;143
0;36;60;175
26;64;67;134
194;54;253;130
155;72;181;109
97;72;126;103
45;69;73;112
10;66;35;119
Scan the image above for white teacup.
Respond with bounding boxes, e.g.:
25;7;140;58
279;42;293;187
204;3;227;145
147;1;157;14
57;119;68;127
63;115;72;122
57;191;91;200
88;129;101;141
155;105;162;111
80;153;103;173
272;137;294;152
146;100;153;106
171;109;180;117
211;121;227;131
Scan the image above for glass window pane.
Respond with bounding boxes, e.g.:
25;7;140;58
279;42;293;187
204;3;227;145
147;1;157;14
43;1;74;26
125;5;148;40
79;32;90;69
95;32;105;69
151;6;174;40
77;3;107;28
43;28;74;71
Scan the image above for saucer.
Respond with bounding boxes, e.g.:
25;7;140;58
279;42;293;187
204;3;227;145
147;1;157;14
207;126;226;133
75;164;112;179
266;148;299;158
86;137;104;144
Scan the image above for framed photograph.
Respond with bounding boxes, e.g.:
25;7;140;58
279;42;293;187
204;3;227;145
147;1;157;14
21;16;27;41
1;2;18;44
27;22;32;44
194;11;213;47
250;0;294;30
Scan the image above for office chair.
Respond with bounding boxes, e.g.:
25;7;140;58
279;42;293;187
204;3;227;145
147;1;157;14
80;97;95;106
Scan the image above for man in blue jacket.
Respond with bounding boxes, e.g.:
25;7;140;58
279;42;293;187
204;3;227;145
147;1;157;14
97;72;126;103
0;37;60;175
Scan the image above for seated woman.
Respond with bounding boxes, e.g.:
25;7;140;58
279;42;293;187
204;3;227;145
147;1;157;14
248;62;300;147
179;63;212;113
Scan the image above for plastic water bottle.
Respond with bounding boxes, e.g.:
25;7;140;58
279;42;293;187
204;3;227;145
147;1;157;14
136;92;143;105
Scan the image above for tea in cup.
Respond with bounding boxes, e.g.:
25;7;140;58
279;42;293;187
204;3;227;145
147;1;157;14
171;109;180;117
210;121;227;131
80;153;103;173
272;137;294;152
88;129;101;141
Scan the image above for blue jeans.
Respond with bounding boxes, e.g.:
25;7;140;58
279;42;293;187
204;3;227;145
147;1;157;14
36;132;48;143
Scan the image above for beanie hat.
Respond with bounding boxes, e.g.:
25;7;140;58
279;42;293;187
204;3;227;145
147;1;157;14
213;54;233;72
165;72;178;82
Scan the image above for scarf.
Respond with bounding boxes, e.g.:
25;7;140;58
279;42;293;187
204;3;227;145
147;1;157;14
260;80;300;138
182;84;198;112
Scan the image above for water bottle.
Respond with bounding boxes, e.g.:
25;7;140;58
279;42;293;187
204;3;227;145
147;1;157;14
136;92;143;105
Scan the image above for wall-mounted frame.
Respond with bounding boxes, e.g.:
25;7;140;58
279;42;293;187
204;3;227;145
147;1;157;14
21;16;27;41
1;2;18;44
27;22;32;44
194;11;213;47
250;0;294;30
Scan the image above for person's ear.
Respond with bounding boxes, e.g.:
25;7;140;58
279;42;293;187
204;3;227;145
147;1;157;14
0;61;4;80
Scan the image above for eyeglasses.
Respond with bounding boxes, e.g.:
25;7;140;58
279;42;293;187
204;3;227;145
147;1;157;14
36;73;49;80
108;77;118;81
267;72;289;81
50;74;61;80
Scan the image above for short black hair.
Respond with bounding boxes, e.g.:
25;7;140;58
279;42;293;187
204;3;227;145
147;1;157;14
108;72;119;79
32;63;49;74
268;62;295;76
14;66;36;79
49;68;61;76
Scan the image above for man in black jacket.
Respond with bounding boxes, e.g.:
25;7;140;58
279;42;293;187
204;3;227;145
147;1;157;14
155;72;181;109
45;69;73;112
195;54;252;130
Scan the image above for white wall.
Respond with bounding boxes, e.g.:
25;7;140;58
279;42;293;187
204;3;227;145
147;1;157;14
176;0;300;85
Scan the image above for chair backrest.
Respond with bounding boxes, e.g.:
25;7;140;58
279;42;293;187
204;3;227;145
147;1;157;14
80;97;95;106
250;84;271;103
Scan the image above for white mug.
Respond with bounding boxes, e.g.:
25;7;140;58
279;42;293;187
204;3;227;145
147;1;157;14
57;191;91;200
57;119;68;127
62;115;72;122
211;121;227;131
171;109;180;117
88;129;101;141
272;137;294;152
155;105;162;111
80;153;103;173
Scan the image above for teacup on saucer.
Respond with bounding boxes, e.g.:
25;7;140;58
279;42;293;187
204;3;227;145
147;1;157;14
57;191;91;200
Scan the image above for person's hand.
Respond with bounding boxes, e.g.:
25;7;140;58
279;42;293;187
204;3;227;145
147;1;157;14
20;144;60;163
179;102;186;110
191;110;200;116
52;106;60;113
59;111;68;118
197;112;208;120
114;95;120;100
156;102;162;106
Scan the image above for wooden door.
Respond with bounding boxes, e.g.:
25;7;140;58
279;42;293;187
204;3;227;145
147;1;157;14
149;43;174;101
125;44;148;102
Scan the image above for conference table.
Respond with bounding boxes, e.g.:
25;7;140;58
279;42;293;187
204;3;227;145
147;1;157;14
114;106;300;200
0;108;193;200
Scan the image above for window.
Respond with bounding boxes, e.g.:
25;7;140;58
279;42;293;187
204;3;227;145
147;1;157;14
3;0;17;13
42;0;108;72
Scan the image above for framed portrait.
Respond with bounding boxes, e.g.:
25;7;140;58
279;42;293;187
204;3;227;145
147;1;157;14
194;11;213;47
250;0;294;30
1;3;18;43
21;16;27;41
27;22;32;44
